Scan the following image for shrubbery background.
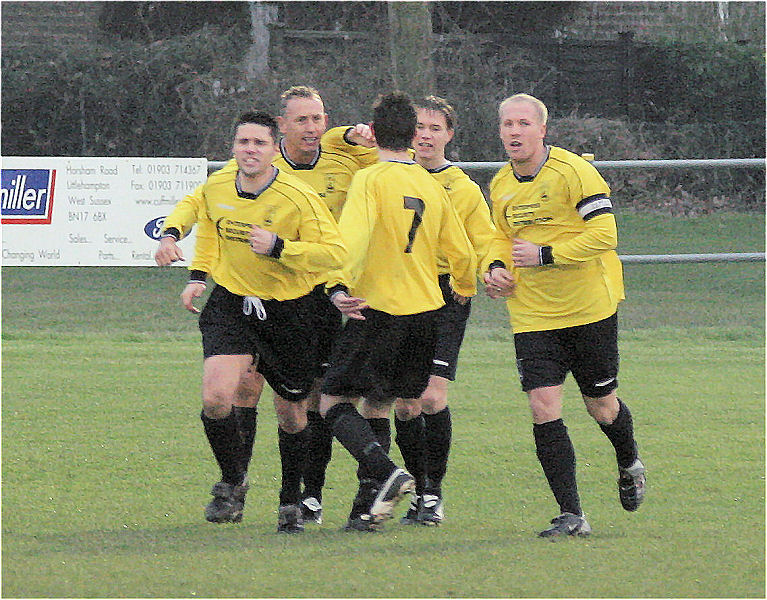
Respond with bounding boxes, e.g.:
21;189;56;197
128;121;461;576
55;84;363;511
2;25;764;214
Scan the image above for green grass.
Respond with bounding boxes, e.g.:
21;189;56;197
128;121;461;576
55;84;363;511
2;213;764;598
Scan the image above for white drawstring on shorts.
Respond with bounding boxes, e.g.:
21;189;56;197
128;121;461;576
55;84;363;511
243;296;267;320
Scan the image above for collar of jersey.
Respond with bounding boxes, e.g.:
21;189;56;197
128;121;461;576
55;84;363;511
280;138;320;170
512;145;551;183
384;159;417;165
235;166;278;199
426;162;452;174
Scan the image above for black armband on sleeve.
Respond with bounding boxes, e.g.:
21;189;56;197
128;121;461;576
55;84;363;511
326;284;349;298
488;260;507;271
162;227;181;241
539;246;554;265
269;236;284;259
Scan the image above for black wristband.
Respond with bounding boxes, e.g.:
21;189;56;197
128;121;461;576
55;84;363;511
343;127;359;146
269;236;284;259
488;260;507;271
162;227;181;241
189;270;207;283
326;284;349;298
540;246;554;265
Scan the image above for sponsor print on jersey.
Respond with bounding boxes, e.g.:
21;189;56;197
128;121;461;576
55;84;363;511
1;169;56;224
216;217;251;244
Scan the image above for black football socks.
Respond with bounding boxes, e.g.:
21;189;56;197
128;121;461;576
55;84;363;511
423;406;452;495
598;398;639;469
278;426;308;506
201;409;245;486
233;405;258;474
301;409;333;502
357;417;392;481
534;419;582;516
395;414;426;495
325;402;396;482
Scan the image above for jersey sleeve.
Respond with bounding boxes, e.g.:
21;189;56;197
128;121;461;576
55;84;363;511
330;170;376;289
321;126;379;169
161;183;219;274
161;183;204;239
552;160;617;264
278;189;347;275
438;194;477;297
189;202;219;274
481;172;514;273
188;186;219;274
453;177;497;276
551;213;618;264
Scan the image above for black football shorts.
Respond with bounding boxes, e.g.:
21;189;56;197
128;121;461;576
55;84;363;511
199;284;320;401
431;273;471;381
322;307;438;401
513;312;620;398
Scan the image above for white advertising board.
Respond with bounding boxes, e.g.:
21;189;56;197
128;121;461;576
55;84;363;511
1;156;208;266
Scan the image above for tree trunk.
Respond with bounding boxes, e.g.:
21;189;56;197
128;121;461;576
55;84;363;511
387;2;435;98
244;1;277;81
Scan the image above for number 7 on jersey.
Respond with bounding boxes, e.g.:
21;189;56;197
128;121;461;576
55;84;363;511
403;196;425;253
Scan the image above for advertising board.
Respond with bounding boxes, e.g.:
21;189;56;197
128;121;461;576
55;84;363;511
1;157;207;266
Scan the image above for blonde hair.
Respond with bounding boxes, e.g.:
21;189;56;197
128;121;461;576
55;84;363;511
498;93;548;125
279;85;322;114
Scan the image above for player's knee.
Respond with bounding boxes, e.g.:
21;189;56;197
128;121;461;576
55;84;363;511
420;388;448;414
202;392;234;419
528;388;563;423
583;393;619;424
235;385;262;407
274;398;307;433
394;398;422;421
278;417;305;434
236;371;264;406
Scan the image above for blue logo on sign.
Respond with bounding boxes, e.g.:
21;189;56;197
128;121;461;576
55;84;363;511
144;216;166;240
1;169;56;224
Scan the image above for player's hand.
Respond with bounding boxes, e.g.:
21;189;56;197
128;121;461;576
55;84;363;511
331;291;369;320
512;238;543;267
155;236;184;266
181;282;207;314
346;123;376;148
451;290;471;305
448;281;473;305
250;226;277;255
484;268;515;298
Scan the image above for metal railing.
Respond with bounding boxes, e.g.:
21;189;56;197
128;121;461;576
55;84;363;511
208;157;765;265
452;158;766;171
619;252;764;264
208;157;765;173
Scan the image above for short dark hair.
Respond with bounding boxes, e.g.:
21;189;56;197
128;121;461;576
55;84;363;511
414;95;456;130
233;111;279;143
372;91;416;151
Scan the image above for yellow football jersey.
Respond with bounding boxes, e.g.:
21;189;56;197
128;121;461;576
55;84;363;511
332;160;477;315
163;167;345;301
485;146;624;333
428;164;496;277
273;126;378;221
171;126;376;275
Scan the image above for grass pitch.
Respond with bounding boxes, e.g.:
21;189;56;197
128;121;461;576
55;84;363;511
2;213;764;598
